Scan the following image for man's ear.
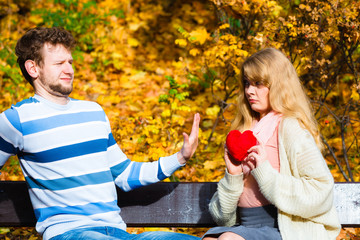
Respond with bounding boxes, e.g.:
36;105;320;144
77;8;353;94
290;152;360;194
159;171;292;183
24;60;39;79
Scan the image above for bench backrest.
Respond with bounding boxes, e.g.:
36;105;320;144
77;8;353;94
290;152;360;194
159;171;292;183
0;181;358;228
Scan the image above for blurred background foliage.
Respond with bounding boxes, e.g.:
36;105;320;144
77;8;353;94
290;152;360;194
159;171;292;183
0;0;359;239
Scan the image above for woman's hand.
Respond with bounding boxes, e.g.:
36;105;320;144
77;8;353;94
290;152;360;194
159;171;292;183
243;142;268;170
224;145;243;175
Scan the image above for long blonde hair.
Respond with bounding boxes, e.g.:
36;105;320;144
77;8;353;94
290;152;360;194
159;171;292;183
231;48;323;150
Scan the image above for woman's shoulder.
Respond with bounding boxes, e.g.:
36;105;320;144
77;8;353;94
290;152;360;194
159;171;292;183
279;117;313;143
279;117;303;133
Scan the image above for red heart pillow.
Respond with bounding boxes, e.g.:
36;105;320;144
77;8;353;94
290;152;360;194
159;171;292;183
226;130;257;162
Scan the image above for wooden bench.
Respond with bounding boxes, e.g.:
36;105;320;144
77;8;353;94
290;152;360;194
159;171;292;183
0;181;359;228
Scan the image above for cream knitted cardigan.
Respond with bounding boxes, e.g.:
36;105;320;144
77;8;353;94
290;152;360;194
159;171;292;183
208;118;341;240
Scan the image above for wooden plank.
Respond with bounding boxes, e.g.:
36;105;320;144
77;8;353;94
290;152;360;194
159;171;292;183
0;181;36;226
117;182;217;227
0;181;359;228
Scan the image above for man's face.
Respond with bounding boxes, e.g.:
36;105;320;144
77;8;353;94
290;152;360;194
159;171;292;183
37;43;74;98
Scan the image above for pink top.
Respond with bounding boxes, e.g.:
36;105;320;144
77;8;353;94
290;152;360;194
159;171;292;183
238;119;281;208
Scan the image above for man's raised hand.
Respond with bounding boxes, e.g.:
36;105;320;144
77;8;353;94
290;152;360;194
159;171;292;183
177;113;200;164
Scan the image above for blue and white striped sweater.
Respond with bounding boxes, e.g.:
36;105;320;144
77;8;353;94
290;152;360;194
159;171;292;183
0;95;182;240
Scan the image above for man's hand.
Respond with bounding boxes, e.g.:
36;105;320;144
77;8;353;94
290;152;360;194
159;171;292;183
177;113;200;164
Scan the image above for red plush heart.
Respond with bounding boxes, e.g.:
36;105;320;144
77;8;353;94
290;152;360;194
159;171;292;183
226;130;257;162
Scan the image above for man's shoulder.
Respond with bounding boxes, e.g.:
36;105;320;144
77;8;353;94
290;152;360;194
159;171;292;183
0;97;38;130
70;98;104;111
11;97;40;109
1;97;38;117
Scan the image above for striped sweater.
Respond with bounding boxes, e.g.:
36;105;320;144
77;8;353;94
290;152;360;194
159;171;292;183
0;95;182;240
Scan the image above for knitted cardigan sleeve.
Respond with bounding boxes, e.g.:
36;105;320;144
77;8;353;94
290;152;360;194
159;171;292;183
251;118;335;219
208;170;244;226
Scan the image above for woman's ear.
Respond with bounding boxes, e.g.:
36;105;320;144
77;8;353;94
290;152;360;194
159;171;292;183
24;60;39;79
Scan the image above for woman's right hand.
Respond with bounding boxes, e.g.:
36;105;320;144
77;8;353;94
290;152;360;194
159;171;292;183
224;145;244;175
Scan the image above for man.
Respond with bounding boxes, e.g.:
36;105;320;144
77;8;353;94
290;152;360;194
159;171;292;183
0;27;201;240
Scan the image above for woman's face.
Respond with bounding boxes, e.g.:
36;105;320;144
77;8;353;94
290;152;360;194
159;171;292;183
244;79;271;119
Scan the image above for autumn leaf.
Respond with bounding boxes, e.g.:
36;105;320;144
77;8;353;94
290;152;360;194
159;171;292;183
189;27;210;45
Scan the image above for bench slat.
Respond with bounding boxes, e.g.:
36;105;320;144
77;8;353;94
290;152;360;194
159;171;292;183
0;181;358;228
0;181;35;227
117;182;217;227
334;182;360;227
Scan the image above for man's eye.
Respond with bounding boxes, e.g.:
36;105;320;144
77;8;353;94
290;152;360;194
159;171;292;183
244;81;250;87
255;81;262;86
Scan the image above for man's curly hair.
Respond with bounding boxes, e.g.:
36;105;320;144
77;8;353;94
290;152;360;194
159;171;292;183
15;27;76;86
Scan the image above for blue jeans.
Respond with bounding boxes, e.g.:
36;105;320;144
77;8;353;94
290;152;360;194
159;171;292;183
49;226;200;240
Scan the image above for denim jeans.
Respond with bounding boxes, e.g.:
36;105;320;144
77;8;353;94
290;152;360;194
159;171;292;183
49;226;200;240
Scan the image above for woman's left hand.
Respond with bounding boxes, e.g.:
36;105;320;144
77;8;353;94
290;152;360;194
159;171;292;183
244;142;268;170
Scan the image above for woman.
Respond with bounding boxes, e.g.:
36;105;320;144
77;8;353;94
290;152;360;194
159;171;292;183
202;48;340;240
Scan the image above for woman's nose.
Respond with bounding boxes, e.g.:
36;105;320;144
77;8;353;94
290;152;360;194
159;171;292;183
246;85;256;95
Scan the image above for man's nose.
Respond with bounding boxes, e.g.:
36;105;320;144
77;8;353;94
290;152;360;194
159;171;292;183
64;62;74;74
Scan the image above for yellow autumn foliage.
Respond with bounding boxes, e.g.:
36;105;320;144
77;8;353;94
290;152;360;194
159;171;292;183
0;0;359;238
